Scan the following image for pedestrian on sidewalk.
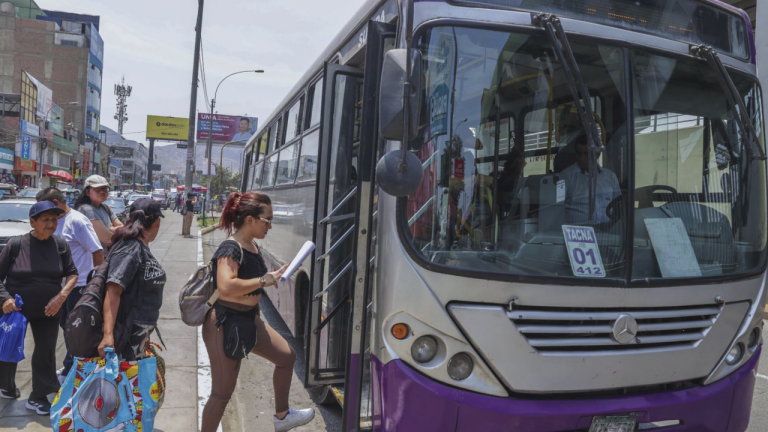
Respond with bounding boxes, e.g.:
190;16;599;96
36;188;104;384
0;201;78;416
202;192;314;432
75;175;124;249
182;193;196;238
97;198;166;361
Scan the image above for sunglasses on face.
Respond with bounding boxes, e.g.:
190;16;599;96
92;187;110;193
258;216;273;226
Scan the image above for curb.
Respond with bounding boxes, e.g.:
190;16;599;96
201;225;216;236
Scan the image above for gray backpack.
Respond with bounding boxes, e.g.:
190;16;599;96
178;240;242;326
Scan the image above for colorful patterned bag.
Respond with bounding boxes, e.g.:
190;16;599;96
51;349;161;432
50;348;136;432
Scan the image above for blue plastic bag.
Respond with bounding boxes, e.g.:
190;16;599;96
0;295;26;363
50;348;137;432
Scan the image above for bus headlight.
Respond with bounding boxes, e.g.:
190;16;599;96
725;344;743;365
447;353;473;381
411;336;438;363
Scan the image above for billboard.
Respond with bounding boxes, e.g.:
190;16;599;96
197;114;258;144
146;115;189;141
49;104;64;136
0;148;14;170
110;146;134;159
26;72;52;119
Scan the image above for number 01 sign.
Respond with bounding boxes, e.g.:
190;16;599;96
562;225;606;278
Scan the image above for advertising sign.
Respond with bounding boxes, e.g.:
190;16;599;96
26;73;52;119
15;157;35;172
0;148;14;170
20;136;31;160
20;120;39;137
110;146;134;159
196;114;258;144
146;116;189;141
49;104;64;136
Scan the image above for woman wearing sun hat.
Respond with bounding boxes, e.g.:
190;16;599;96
0;201;78;415
74;175;124;248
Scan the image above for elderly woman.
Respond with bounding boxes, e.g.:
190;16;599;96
0;201;78;415
75;175;123;248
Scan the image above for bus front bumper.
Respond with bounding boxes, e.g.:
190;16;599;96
372;347;759;432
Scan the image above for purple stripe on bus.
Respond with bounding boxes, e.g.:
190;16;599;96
371;348;760;431
345;353;361;431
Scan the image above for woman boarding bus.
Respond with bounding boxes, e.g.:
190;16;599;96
241;0;766;430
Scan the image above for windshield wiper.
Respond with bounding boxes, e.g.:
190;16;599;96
693;45;767;162
534;14;605;218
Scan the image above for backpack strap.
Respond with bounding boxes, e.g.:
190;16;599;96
206;239;245;307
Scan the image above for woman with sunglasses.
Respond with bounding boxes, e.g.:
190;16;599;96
202;191;315;432
74;175;124;248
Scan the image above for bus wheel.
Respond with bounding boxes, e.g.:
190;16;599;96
312;385;339;406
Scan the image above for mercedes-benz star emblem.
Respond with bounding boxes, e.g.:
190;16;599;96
612;314;638;344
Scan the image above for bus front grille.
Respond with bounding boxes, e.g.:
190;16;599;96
508;304;721;353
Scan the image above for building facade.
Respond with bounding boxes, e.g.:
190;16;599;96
102;125;147;188
0;1;103;188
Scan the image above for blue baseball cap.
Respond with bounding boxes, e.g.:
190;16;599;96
29;201;65;219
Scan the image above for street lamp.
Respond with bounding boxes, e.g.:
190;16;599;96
205;70;264;207
39;102;79;187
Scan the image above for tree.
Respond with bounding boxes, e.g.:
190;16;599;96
199;164;240;198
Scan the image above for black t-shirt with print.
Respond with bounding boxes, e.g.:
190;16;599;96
107;238;166;326
212;240;268;297
0;233;78;319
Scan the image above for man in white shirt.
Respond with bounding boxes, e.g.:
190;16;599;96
560;134;621;226
37;187;103;382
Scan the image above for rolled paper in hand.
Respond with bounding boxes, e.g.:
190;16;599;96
280;241;316;282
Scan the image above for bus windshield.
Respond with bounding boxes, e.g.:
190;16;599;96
405;26;767;283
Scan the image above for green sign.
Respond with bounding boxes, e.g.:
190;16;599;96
52;135;77;154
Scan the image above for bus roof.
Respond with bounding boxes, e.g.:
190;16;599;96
244;0;392;154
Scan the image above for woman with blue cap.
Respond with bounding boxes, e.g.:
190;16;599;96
0;201;78;415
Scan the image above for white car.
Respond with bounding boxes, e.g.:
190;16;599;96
0;200;35;251
127;194;151;207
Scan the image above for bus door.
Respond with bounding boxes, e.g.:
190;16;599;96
344;21;396;432
306;62;364;392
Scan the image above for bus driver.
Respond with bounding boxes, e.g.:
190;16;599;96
560;133;621;227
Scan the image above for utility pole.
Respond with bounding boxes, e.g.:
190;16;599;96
114;76;132;136
185;0;204;226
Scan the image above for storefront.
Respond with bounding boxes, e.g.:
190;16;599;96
14;157;37;188
0;148;15;185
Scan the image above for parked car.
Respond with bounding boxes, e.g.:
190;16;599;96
127;194;151;207
0;183;18;200
17;188;40;198
151;192;169;210
105;198;128;223
0;200;34;252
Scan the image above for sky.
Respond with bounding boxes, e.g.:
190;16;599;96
38;0;363;147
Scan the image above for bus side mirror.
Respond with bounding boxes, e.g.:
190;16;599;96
378;49;422;141
376;49;424;197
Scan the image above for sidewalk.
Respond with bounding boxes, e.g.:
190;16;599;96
0;210;199;432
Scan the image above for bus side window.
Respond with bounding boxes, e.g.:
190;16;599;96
306;78;324;130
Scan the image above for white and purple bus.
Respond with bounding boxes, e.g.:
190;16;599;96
241;0;766;430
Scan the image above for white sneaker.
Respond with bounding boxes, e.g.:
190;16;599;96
274;408;315;432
